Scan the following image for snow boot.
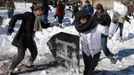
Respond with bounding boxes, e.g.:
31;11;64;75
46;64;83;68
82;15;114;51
110;56;118;64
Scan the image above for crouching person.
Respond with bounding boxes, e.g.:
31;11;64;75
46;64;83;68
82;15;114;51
73;11;101;75
7;6;43;74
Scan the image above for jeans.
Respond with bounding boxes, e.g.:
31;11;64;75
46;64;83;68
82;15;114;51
8;11;14;18
82;52;101;75
101;34;114;59
58;16;64;24
41;13;48;24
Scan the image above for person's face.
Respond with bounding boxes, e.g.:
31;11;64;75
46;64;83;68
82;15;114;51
85;2;89;6
97;9;102;14
35;9;42;16
80;18;87;25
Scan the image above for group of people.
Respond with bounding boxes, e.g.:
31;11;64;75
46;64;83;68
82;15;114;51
73;0;132;75
5;0;133;75
6;0;66;75
31;0;65;28
5;0;15;18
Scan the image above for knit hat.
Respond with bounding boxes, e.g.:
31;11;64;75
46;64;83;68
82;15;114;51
34;3;43;11
96;3;104;10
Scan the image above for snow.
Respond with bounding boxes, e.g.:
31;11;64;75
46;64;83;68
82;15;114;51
113;1;128;16
0;2;134;75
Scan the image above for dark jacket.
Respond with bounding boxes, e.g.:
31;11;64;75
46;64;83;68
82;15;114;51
42;1;50;14
73;11;98;32
31;2;37;12
72;2;79;12
94;10;111;27
8;12;36;48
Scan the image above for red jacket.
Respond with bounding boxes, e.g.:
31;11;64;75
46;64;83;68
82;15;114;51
128;5;134;16
56;2;65;17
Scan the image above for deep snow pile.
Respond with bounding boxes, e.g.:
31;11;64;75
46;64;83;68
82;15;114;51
0;2;134;75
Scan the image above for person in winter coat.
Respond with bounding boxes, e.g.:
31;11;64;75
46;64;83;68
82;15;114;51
72;1;79;18
31;1;37;13
73;11;101;75
82;0;94;17
7;5;43;74
41;0;51;27
108;1;131;41
127;2;134;18
94;3;117;64
55;0;65;27
5;0;15;18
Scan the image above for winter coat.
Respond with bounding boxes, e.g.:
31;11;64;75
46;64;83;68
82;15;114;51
6;1;15;12
73;11;97;32
118;16;125;24
128;4;134;16
80;25;102;57
109;22;119;36
42;2;50;14
82;5;94;16
94;10;111;35
72;2;79;12
56;1;65;17
31;2;37;12
74;11;101;57
8;12;36;48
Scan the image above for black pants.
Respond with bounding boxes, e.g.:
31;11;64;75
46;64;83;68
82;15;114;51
101;34;114;59
118;23;123;38
72;10;78;18
58;16;64;24
8;11;14;18
83;52;101;75
10;41;38;70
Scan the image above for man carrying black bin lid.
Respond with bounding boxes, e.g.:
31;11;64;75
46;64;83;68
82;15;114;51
7;4;43;75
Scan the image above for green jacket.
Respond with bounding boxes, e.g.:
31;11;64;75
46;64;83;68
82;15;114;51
6;2;15;11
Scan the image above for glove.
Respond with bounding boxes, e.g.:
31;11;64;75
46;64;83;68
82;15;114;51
107;35;113;40
7;28;14;35
128;20;131;24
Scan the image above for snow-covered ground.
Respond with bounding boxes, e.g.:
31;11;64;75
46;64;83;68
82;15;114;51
0;2;134;75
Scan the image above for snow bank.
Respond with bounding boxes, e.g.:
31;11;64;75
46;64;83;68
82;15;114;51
0;2;134;75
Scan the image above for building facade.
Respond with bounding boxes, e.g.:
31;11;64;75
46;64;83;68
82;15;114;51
81;0;114;9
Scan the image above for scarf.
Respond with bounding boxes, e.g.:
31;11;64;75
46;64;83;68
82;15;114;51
33;16;42;31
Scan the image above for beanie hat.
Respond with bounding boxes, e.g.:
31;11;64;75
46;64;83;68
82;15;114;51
96;3;104;10
34;3;43;11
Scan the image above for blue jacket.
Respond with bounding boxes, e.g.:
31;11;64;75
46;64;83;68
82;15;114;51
82;5;94;16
